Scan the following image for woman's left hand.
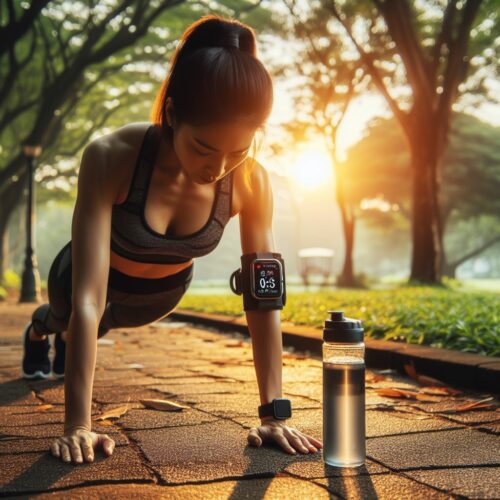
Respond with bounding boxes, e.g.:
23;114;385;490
247;418;323;455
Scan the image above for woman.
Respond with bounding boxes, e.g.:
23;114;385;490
22;14;323;464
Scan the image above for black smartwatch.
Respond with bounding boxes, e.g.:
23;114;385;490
258;398;292;420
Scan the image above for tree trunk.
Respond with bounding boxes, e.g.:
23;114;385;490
409;152;442;283
442;234;500;278
442;258;458;279
0;174;26;281
335;162;357;287
407;101;446;285
337;202;356;286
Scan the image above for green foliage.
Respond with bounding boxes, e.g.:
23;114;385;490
1;269;20;288
178;287;500;356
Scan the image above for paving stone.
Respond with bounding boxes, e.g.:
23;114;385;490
185;363;259;382
33;477;334;499
409;399;500;425
92;386;172;404
143;367;206;379
473;421;500;434
0;446;152;495
0;432;130;454
366;428;500;469
150;375;239;386
119;407;220;430
404;466;500;499
233;408;463;440
151;379;251;397
92;369;166;386
32;383;164;406
0;379;41;406
174;392;319;419
285;458;388;479
0;404;65;427
312;471;450;499
130;419;324;484
1;420;125;439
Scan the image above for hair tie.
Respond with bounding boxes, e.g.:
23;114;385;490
218;32;240;50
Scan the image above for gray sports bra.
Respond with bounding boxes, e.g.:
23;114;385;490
110;124;234;265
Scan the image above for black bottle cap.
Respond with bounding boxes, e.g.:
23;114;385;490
323;310;364;343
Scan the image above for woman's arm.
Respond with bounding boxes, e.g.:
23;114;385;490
240;160;322;455
238;161;283;419
64;138;115;432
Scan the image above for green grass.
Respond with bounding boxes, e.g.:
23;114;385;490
178;287;500;357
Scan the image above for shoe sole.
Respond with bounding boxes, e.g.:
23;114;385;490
21;322;51;380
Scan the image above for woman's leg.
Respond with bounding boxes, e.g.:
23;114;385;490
31;241;73;338
97;279;189;337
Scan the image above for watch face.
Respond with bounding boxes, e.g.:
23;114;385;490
274;399;292;418
252;259;282;299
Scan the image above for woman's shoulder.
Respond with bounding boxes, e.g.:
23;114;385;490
233;157;271;216
82;122;152;203
96;122;151;158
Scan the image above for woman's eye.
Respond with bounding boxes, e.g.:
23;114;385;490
194;148;211;157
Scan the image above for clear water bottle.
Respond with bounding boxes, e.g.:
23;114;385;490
322;310;365;467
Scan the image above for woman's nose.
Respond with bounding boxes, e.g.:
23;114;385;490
205;161;226;178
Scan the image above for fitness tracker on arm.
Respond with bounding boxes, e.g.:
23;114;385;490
229;252;286;311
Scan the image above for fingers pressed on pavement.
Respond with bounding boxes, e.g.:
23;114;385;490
275;434;297;454
104;438;115;455
51;441;61;457
247;429;261;446
60;443;71;462
81;440;94;461
69;444;83;463
285;430;310;453
290;429;317;452
301;433;323;448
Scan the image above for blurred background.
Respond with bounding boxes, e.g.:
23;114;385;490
1;0;499;296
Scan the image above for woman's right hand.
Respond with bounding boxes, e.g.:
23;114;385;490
50;427;115;464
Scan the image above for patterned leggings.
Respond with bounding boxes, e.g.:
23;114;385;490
31;241;193;338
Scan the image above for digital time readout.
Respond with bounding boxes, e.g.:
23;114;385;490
252;260;282;298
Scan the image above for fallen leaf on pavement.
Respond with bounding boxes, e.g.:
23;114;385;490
419;386;463;396
375;387;441;402
404;360;449;387
140;398;190;411
376;388;417;399
35;404;53;411
99;419;114;425
366;374;386;383
283;353;308;360
94;404;130;421
455;397;496;412
224;341;245;348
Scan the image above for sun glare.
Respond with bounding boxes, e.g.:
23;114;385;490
289;149;333;191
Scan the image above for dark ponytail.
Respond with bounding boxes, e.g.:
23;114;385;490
150;14;273;188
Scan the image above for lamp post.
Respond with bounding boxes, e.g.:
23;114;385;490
19;144;42;303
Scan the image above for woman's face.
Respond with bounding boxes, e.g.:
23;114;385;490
170;118;257;185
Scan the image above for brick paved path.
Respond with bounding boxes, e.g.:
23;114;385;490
1;296;498;498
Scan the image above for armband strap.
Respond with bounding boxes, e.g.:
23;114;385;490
229;252;286;311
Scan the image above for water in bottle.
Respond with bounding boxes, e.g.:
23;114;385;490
322;311;365;467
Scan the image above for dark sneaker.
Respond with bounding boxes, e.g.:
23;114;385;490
21;322;51;379
52;331;65;379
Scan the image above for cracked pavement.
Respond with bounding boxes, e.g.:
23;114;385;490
1;298;499;499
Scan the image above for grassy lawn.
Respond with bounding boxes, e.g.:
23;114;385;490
178;286;499;357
